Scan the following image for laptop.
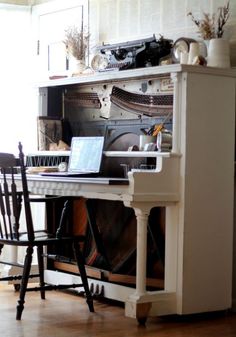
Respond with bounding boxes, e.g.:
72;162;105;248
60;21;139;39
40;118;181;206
40;136;104;177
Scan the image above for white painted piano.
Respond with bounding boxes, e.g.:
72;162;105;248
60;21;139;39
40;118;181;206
7;64;236;323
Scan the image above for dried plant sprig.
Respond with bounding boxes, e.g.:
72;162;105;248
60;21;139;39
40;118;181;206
217;1;230;37
187;1;230;40
63;26;89;60
188;12;215;39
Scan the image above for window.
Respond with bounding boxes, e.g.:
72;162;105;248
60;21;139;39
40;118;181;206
0;1;89;154
32;0;88;79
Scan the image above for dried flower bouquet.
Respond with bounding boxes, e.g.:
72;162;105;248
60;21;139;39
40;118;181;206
188;1;230;40
63;26;89;60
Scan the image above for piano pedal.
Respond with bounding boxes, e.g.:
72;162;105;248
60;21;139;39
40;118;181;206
89;282;104;298
89;283;94;295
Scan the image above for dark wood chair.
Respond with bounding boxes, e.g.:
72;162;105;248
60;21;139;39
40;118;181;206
0;142;94;320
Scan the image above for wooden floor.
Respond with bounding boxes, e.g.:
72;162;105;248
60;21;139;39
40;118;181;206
1;284;236;337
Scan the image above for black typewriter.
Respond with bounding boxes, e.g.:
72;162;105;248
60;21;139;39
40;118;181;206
91;35;173;71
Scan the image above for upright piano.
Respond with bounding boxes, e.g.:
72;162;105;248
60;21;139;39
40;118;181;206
24;64;236;323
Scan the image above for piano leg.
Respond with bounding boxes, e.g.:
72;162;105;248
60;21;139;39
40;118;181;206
124;202;177;325
135;208;148;296
124;203;152;325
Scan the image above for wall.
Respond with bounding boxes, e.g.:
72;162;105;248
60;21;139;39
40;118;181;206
0;0;28;4
0;1;54;5
5;0;236;65
89;0;236;65
32;0;53;3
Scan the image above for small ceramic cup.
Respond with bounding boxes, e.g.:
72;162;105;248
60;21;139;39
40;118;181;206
188;42;200;64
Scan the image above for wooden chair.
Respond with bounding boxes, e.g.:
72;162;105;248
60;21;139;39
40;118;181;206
0;142;94;320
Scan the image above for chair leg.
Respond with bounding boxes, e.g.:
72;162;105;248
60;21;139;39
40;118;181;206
37;245;45;299
73;241;94;312
16;245;34;320
0;243;3;255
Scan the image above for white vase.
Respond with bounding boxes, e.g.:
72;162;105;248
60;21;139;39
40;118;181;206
69;56;86;75
75;59;86;73
207;38;230;68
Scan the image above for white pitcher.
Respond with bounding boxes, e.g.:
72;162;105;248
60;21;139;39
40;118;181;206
207;38;230;68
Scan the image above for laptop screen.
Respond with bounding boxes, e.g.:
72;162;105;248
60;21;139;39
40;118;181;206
68;136;104;173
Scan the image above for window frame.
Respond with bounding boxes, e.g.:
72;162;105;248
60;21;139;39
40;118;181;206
31;0;89;78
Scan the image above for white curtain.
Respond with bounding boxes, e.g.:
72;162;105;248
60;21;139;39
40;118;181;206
0;4;37;155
